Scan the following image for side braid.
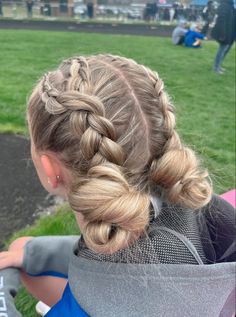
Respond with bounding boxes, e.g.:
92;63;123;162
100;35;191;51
146;70;212;209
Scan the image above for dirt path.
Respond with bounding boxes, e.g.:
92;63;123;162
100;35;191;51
0;19;174;37
0;133;57;249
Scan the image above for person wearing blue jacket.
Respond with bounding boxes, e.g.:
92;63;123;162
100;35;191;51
185;23;208;48
0;55;235;317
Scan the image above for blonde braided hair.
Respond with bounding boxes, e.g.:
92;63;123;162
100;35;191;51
28;54;212;253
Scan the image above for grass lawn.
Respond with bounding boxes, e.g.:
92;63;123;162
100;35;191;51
0;29;235;316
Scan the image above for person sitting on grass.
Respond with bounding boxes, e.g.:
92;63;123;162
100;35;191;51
185;23;208;48
172;19;188;45
0;55;235;317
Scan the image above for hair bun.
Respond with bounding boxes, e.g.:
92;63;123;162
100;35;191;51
69;164;150;253
167;170;212;209
150;147;212;209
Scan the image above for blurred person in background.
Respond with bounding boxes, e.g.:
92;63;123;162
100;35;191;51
201;0;216;35
163;7;170;21
173;2;180;20
169;6;175;22
87;2;94;19
144;2;158;22
0;0;3;16
212;0;235;74
185;23;207;48
26;0;33;18
172;19;188;45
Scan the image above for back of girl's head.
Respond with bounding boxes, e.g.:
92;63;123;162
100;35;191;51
28;55;212;253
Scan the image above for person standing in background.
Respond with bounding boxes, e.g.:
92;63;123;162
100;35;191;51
211;0;235;74
201;0;216;35
87;2;94;19
0;0;3;16
26;0;33;18
169;6;175;23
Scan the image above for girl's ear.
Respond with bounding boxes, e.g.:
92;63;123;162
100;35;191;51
40;154;61;189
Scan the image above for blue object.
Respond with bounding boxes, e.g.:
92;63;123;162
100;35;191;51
191;0;207;5
29;271;68;279
185;30;205;48
45;283;90;317
28;270;89;316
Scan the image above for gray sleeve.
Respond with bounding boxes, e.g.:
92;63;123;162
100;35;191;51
0;268;22;317
22;236;79;277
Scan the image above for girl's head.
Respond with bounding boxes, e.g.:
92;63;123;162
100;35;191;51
190;23;202;32
178;19;187;27
28;55;212;253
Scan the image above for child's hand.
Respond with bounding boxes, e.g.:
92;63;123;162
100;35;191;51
0;250;24;270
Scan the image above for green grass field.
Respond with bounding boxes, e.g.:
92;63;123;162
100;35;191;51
0;29;235;316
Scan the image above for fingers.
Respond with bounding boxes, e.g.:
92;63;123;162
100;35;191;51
0;251;16;269
0;237;32;271
0;250;24;269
